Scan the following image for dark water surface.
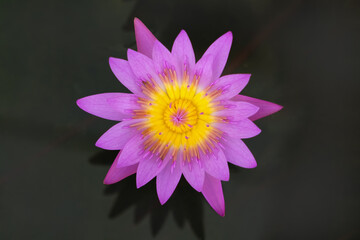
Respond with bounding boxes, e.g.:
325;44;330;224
1;0;359;239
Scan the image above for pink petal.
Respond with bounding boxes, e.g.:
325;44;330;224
156;159;182;205
171;30;195;77
95;120;139;150
134;18;157;58
202;150;229;181
103;152;138;185
152;40;179;74
201;31;233;79
202;174;225;217
216;101;259;121
136;154;170;188
76;93;138;121
127;49;163;88
216;119;261;139
116;134;144;168
194;54;214;89
181;158;205;192
109;57;144;97
222;137;257;168
211;74;250;100
232;95;283;121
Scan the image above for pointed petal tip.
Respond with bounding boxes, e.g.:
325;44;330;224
76;97;90;111
103;178;112;185
127;48;135;56
136;173;153;189
237;73;251;86
235;73;251;85
252;161;258;168
178;29;188;36
76;98;83;109
218;209;226;217
275;104;284;112
225;31;233;38
224;138;259;168
159;199;166;205
175;29;191;44
136;181;142;189
242;160;258;169
222;31;233;44
75;96;99;118
108;56;116;65
133;17;145;29
251;127;262;138
94;140;101;148
108;57;118;71
157;192;173;205
95;139;108;149
244;73;251;78
75;97;93;118
255;106;261;113
136;171;146;188
103;160;138;185
250;102;261;114
263;102;283;117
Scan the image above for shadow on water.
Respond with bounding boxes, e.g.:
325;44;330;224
90;150;205;240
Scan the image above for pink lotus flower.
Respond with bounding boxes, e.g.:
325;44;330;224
77;18;282;216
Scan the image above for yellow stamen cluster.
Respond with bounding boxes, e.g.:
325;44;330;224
131;68;225;162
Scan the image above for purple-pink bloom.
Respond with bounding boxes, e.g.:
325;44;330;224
77;18;282;216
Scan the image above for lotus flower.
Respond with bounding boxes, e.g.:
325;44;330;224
77;18;282;216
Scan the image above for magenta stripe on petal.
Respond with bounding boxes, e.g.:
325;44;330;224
201;31;232;79
182;158;205;192
116;134;144;168
216;119;261;139
76;93;138;121
103;152;138;185
109;57;144;97
212;74;250;101
232;95;283;121
134;18;157;58
95;120;139;150
223;137;257;168
156;159;182;205
136;154;170;188
202;150;229;181
202;174;225;217
171;30;196;78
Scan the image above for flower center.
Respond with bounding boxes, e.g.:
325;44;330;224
131;68;224;161
164;99;198;133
